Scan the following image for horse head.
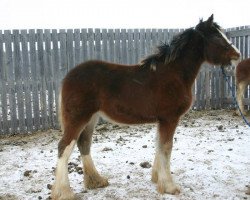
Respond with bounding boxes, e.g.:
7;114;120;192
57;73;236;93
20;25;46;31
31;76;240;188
196;14;241;66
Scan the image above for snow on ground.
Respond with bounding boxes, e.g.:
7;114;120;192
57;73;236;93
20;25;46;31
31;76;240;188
0;110;249;200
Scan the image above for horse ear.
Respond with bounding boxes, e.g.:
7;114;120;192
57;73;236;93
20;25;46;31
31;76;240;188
199;18;203;23
206;14;214;26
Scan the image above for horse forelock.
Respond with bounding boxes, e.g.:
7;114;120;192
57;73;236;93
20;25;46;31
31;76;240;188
195;19;221;35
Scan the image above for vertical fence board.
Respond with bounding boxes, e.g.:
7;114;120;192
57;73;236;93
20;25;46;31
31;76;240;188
151;29;157;52
134;29;139;63
29;30;40;131
139;29;146;59
95;29;101;60
4;30;18;133
45;29;55;128
74;29;81;65
127;29;134;64
21;30;33;132
66;29;74;70
81;29;88;62
121;29;127;64
13;30;26;133
108;29;115;62
0;31;9;134
88;29;94;60
102;29;108;61
52;29;60;129
145;29;151;56
115;29;121;63
196;73;201;110
163;29;169;44
37;29;48;130
59;30;67;77
157;29;164;45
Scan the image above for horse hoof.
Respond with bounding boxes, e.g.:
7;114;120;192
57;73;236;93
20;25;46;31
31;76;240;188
51;185;75;200
157;181;180;195
84;174;109;189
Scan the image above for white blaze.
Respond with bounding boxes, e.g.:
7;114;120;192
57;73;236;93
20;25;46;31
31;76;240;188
217;28;241;54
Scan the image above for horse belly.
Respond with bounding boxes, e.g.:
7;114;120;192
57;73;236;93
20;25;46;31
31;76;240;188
99;102;157;125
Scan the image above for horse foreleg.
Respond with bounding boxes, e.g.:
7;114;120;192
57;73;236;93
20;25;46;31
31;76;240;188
236;81;247;115
152;119;180;195
77;115;109;190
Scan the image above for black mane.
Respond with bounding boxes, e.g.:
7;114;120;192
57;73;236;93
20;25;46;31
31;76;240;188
140;28;196;67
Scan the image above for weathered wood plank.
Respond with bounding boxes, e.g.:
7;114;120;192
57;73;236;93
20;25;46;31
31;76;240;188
37;29;48;130
115;29;121;63
44;29;55;128
163;29;169;44
139;29;146;59
67;29;75;70
13;29;26;133
196;71;202;110
4;30;18;133
120;29;127;64
88;28;94;60
59;29;67;77
81;29;88;62
95;29;101;60
127;29;134;64
121;29;127;64
74;29;81;65
145;29;151;56
20;30;33;132
0;31;9;134
108;29;115;62
204;64;211;109
52;29;61;129
102;29;108;61
29;29;40;131
134;29;140;63
157;29;164;45
151;29;158;52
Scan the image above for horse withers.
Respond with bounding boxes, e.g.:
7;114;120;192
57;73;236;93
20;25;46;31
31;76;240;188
52;15;240;200
236;58;250;115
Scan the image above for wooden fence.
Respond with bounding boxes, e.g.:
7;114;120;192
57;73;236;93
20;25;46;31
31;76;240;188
0;27;250;134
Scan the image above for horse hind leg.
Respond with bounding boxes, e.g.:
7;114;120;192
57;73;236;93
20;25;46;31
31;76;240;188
236;81;247;115
77;114;109;189
52;119;90;200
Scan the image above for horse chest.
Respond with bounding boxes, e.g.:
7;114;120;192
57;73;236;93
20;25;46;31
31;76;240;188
157;87;192;116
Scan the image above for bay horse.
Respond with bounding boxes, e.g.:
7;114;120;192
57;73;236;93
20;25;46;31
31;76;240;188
236;58;250;115
52;15;240;200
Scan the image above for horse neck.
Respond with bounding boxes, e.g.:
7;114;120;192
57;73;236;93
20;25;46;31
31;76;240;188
171;48;205;87
183;57;204;85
